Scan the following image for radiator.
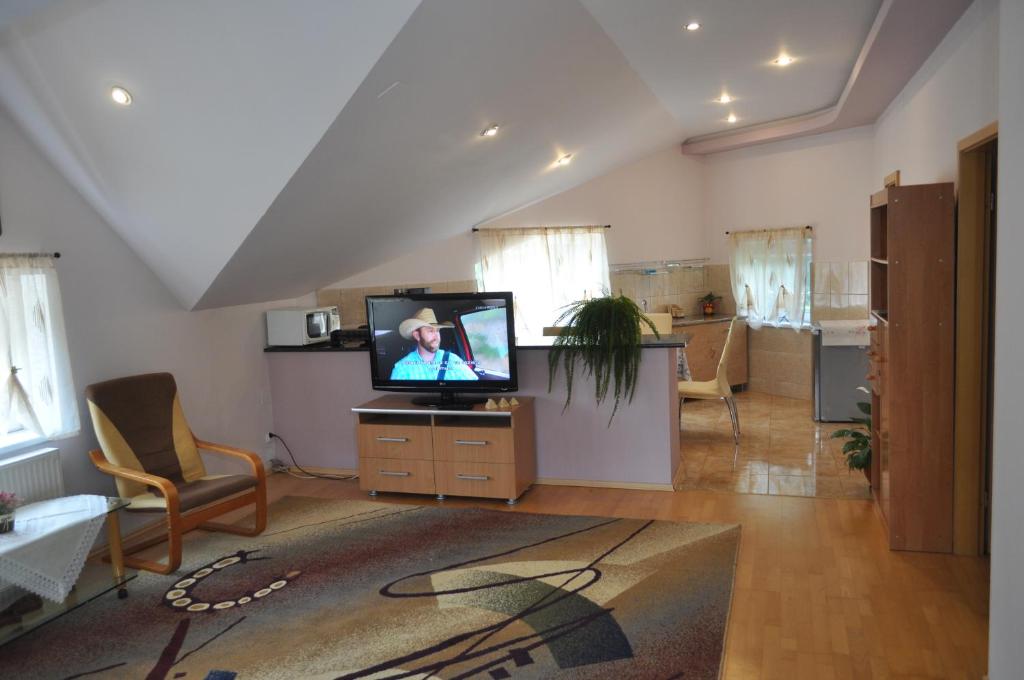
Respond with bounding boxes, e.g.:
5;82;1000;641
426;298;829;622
0;447;65;503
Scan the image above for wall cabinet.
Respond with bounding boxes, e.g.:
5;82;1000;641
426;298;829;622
868;183;955;552
683;318;748;386
353;396;536;504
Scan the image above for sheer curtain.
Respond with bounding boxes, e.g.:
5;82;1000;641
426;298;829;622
0;255;79;439
475;226;610;338
728;227;812;330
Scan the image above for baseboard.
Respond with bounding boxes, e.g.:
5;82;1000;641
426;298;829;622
535;477;674;492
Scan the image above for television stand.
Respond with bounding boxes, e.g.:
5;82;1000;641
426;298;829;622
352;395;536;504
411;392;489;409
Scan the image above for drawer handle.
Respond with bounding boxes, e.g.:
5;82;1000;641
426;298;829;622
379;470;411;477
376;436;409;443
454;439;489;446
456;473;490;481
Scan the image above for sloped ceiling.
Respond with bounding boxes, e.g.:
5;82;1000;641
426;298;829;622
0;0;969;309
0;0;420;308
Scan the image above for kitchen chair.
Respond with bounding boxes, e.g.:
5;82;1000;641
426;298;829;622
85;372;266;574
678;319;740;443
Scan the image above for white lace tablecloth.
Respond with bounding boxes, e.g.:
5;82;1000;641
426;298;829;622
0;495;110;603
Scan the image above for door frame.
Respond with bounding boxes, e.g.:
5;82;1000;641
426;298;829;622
954;121;997;556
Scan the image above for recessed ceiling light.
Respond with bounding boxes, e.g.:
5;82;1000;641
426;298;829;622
555;153;573;167
480;124;500;137
727;113;738;124
684;22;701;31
772;54;796;66
110;86;132;106
715;93;733;104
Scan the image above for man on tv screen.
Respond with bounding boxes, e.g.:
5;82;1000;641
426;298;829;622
390;308;479;381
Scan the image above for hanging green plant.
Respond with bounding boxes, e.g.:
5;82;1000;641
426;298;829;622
547;294;658;424
830;388;872;471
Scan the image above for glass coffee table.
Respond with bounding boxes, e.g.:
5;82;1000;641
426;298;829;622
0;495;136;645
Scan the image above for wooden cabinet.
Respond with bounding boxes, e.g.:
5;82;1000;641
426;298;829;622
353;396;536;504
682;318;748;386
869;183;955;552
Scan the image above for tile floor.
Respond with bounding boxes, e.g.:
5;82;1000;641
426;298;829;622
677;390;873;499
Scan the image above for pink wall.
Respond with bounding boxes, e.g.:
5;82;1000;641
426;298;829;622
266;347;680;486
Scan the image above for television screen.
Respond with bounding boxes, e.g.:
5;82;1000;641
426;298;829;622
366;292;517;400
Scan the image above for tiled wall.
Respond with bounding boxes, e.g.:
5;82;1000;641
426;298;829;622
747;326;813;399
609;266;709;316
317;279;478;326
812;261;869;320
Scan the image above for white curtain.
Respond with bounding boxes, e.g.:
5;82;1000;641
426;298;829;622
0;256;79;439
728;227;812;330
475;226;610;338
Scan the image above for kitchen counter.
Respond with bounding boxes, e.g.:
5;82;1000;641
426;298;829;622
671;314;735;327
265;332;691;352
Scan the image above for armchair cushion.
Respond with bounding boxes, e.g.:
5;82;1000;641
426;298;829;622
86;373;206;498
126;474;258;513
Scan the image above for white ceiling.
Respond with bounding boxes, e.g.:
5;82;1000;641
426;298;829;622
199;0;683;308
581;0;882;137
0;0;419;308
0;0;968;309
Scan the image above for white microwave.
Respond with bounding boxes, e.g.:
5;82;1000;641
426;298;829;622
266;307;341;346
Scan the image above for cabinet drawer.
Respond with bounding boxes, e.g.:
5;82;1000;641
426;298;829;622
358;423;433;460
434;461;516;500
359;458;435;494
433;425;514;463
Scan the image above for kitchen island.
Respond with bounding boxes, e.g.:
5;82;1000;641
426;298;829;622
265;334;688;490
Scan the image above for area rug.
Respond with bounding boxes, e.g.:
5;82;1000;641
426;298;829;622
0;496;740;679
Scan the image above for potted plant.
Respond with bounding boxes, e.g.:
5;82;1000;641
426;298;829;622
548;294;657;424
830;387;872;479
699;292;722;316
0;492;20;533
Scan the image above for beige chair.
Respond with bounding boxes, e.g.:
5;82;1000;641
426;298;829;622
85;373;267;574
678;319;740;442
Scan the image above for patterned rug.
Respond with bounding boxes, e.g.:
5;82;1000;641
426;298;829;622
0;497;740;679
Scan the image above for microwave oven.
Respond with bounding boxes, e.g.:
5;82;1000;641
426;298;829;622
266;307;341;346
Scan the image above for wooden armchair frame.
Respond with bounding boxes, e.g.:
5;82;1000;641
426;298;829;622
89;437;267;574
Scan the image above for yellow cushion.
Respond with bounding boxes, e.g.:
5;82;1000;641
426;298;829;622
678;379;730;400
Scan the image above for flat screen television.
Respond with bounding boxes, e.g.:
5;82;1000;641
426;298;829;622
365;292;517;407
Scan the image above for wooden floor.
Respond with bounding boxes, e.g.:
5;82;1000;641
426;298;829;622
264;473;989;680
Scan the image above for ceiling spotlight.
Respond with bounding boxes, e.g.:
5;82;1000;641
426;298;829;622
727;113;738;124
110;86;132;106
480;124;500;137
715;93;733;104
772;54;796;66
684;22;701;31
555;153;573;167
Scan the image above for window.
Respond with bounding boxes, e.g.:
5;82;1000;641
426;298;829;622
475;226;610;338
0;255;79;453
727;227;813;330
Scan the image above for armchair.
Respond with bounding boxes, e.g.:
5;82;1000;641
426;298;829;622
85;373;266;574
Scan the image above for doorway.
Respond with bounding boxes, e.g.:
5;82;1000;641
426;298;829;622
954;122;997;556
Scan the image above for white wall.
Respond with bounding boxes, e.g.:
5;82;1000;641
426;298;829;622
872;0;998;186
331;144;707;288
990;0;1023;676
703;125;874;263
0;108;313;502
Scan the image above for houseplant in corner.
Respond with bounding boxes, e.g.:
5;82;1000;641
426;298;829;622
547;294;657;424
830;387;872;477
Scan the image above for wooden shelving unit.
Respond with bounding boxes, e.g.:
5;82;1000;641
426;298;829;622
867;183;955;552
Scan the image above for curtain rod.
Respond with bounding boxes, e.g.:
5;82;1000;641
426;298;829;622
0;251;61;258
472;224;611;233
725;226;812;235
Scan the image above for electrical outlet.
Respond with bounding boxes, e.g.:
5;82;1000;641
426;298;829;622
265;432;273;442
